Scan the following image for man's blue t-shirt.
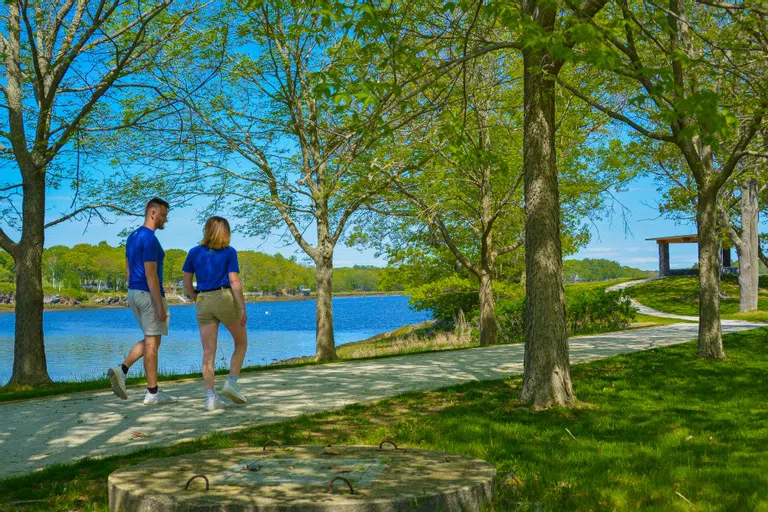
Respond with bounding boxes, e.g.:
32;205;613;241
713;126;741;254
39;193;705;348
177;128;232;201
126;226;165;296
182;245;240;291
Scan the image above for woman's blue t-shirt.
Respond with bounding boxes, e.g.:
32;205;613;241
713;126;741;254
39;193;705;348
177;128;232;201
182;245;240;291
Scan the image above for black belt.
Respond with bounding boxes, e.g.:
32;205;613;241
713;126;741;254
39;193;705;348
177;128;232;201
196;285;231;293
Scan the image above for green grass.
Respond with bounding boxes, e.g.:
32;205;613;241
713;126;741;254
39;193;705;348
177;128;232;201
630;313;696;327
2;328;767;511
564;278;634;293
625;275;768;322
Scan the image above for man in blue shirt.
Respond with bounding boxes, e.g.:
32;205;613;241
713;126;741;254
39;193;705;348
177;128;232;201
107;198;178;405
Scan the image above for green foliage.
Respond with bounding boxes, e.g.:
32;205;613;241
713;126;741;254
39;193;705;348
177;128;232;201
407;276;525;323
497;289;637;342
563;258;655;282
0;250;13;283
333;266;379;292
565;288;637;335
407;276;479;323
495;297;526;342
2;243;398;298
44;287;90;302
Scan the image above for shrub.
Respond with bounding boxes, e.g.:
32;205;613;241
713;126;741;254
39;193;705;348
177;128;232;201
566;289;637;335
43;287;89;302
496;289;637;343
407;276;479;323
408;277;524;323
496;297;526;342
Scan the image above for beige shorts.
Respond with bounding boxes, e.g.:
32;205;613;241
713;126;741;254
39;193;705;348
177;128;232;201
128;289;170;336
196;288;241;326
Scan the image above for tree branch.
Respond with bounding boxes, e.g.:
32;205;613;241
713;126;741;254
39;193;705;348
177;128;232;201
695;0;768;15
0;227;17;254
44;204;140;229
493;240;524;258
556;78;676;142
759;244;768;269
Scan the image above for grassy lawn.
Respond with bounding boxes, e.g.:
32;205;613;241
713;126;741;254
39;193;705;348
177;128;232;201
630;313;695;327
626;275;768;322
2;327;766;511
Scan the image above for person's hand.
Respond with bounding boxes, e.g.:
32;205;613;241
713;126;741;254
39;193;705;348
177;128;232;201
157;307;168;323
191;292;198;302
240;308;248;327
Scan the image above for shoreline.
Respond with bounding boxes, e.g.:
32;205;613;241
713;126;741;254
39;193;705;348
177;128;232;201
0;319;438;402
0;290;405;313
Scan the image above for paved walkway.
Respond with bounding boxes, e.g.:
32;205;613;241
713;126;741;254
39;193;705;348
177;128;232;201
1;314;765;479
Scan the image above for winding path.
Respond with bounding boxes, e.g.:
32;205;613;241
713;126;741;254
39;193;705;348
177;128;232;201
1;282;764;479
605;278;702;321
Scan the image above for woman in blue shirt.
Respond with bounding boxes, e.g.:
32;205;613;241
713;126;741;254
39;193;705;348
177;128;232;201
183;217;249;411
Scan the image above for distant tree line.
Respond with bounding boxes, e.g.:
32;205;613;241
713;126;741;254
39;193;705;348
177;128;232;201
0;244;391;295
0;243;650;295
562;259;655;283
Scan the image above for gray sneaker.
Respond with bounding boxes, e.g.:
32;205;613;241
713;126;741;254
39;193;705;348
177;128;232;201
204;394;227;411
143;389;179;405
107;367;127;400
221;380;246;404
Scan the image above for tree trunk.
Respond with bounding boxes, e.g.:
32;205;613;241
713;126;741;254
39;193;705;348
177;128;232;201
314;254;336;361
697;189;725;358
737;179;759;312
9;173;53;386
477;107;498;347
518;43;574;409
478;271;498;346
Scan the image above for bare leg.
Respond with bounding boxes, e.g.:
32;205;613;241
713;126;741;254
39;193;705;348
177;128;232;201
224;321;248;377
122;340;146;370
200;322;220;390
143;335;162;388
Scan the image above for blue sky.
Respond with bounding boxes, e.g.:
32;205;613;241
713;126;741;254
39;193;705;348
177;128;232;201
9;173;722;272
571;175;700;271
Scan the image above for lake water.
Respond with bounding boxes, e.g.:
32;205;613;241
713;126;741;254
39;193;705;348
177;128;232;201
0;295;430;383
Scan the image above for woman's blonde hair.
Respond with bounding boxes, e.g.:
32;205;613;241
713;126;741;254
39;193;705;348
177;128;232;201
200;216;231;250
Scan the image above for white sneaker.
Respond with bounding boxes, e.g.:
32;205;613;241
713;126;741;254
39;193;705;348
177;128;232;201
221;380;246;404
107;367;127;400
143;389;179;405
204;394;227;411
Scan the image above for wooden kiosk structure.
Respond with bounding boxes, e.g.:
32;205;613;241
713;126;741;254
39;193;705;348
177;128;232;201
647;234;734;277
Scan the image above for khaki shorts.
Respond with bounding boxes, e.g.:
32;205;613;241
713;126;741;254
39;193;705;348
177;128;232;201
196;288;241;326
128;289;170;336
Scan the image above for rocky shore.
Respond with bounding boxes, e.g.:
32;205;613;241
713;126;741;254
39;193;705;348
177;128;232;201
0;292;84;307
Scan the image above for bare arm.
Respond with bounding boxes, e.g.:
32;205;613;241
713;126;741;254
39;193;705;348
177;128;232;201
229;271;247;326
183;271;197;302
144;261;167;322
125;258;130;281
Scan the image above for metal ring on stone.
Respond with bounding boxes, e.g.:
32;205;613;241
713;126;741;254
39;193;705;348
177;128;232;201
262;439;282;451
328;476;355;495
184;474;209;491
379;440;398;450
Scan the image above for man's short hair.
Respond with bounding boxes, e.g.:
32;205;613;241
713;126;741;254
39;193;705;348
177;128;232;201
145;197;169;214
